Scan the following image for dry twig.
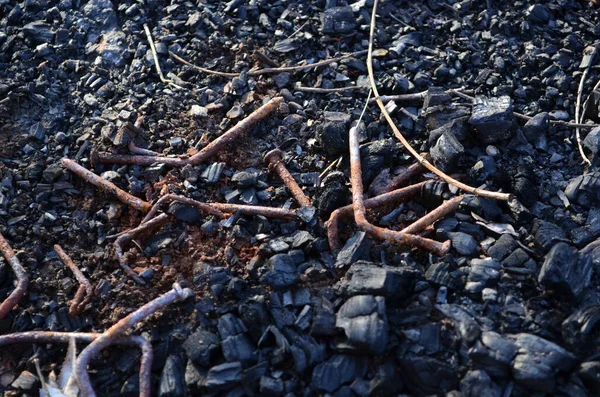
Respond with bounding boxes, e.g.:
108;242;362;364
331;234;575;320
143;24;183;89
575;45;597;166
54;245;93;316
0;232;28;319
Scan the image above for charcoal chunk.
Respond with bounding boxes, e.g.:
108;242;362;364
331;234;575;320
314;171;350;217
369;359;403;395
584;126;600;161
538;242;592;298
468;331;518;378
436;304;481;345
533;220;569;252
399;355;458;395
448;232;479;255
335;295;388;355
430;131;464;172
565;172;600;208
460;370;502;397
317;122;348;157
562;305;600;347
260;254;299;288
336;261;418;298
311;354;369;392
523;112;549;145
168;202;202;224
528;4;552;23
468;96;515;144
206;362;242;389
311;297;337;336
487;234;518;261
578;361;600;394
11;371;39;391
335;231;371;268
159;355;186;397
23;21;55;44
321;6;356;34
509;333;577;392
183;329;221;367
425;259;465;290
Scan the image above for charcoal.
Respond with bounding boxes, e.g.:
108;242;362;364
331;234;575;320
509;333;577;392
448;231;479;255
336;260;418;298
539;242;593;298
528;4;552;23
425;259;465;290
259;376;284;396
206;362;242;390
523;112;549;145
423;104;470;131
311;297;337;336
399;355;458;395
462;195;503;221
565;172;600;208
11;371;39;391
221;333;256;363
369;359;403;395
436;304;481;345
29;122;47;141
317;122;348;157
260;254;299;288
584;126;600;160
183;329;221;367
335;231;371;268
468;96;515;144
335;295;388;355
460;370;502;397
314;171;350;217
23;21;55;44
201;163;225;184
578;362;600;394
311;354;369;392
321;6;356;34
533;220;569;252
501;248;530;267
469;156;497;184
159;355;186;397
168;202;202;224
487;234;518;261
562;306;600;346
467;258;501;292
430;131;464;172
468;331;519;378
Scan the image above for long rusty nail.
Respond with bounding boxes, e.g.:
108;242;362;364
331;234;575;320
400;195;463;235
349;126;450;256
0;232;28;320
141;194;226;223
327;181;425;250
54;245;93;316
62;158;152;212
142;194;297;225
75;283;193;397
95;97;284;166
0;332;152;397
128;141;160;156
264;148;312;207
115;213;170;285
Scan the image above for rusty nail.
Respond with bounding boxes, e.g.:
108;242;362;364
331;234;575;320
54;245;93;316
400;195;464;235
0;232;28;320
264;148;312;207
349;126;451;256
0;332;152;397
141;194;226;223
327;182;425;250
62;158;152;212
115;213;170;285
128;141;160;156
75;283;193;397
95;97;284;166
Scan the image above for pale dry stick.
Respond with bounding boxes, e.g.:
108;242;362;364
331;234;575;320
367;0;510;201
169;50;368;77
114;213;170;285
95;97;284;166
0;232;28;320
349;125;451;256
75;283;193;397
575;45;597;166
143;24;183;90
0;332;152;397
62;158;152;212
54;245;93;316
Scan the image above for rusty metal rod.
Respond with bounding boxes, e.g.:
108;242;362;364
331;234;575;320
0;332;152;397
54;245;93;316
0;232;28;320
369;155;429;196
75;283;193;397
327;182;426;250
62;158;152;212
264;149;312;207
141;194;226;223
115;213;170;285
94;97;284;166
349;126;450;256
400;195;464;235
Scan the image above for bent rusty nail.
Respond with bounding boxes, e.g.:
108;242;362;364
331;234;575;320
62;158;152;213
141;194;227;223
95;97;284;166
327;182;426;250
210;202;297;219
128;142;160;156
54;245;94;316
75;283;193;397
400;195;464;235
264;148;312;207
115;213;170;285
349;126;450;256
0;332;152;397
0;232;28;320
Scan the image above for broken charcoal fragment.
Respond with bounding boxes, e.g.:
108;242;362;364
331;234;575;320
468;331;518;378
183;329;221;367
335;231;371;268
399;354;459;396
430;131;464;173
562;305;600;347
335;295;388;355
260;254;299;288
468;96;515;144
321;6;357;34
538;242;593;298
460;370;502;397
336;260;418;298
311;354;368;392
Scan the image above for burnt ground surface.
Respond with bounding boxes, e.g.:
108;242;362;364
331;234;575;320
2;0;600;396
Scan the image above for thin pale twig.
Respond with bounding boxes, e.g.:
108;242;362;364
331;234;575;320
143;24;183;89
575;46;597;166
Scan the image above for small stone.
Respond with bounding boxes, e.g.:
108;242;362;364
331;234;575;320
226;105;245;119
190;105;208;117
